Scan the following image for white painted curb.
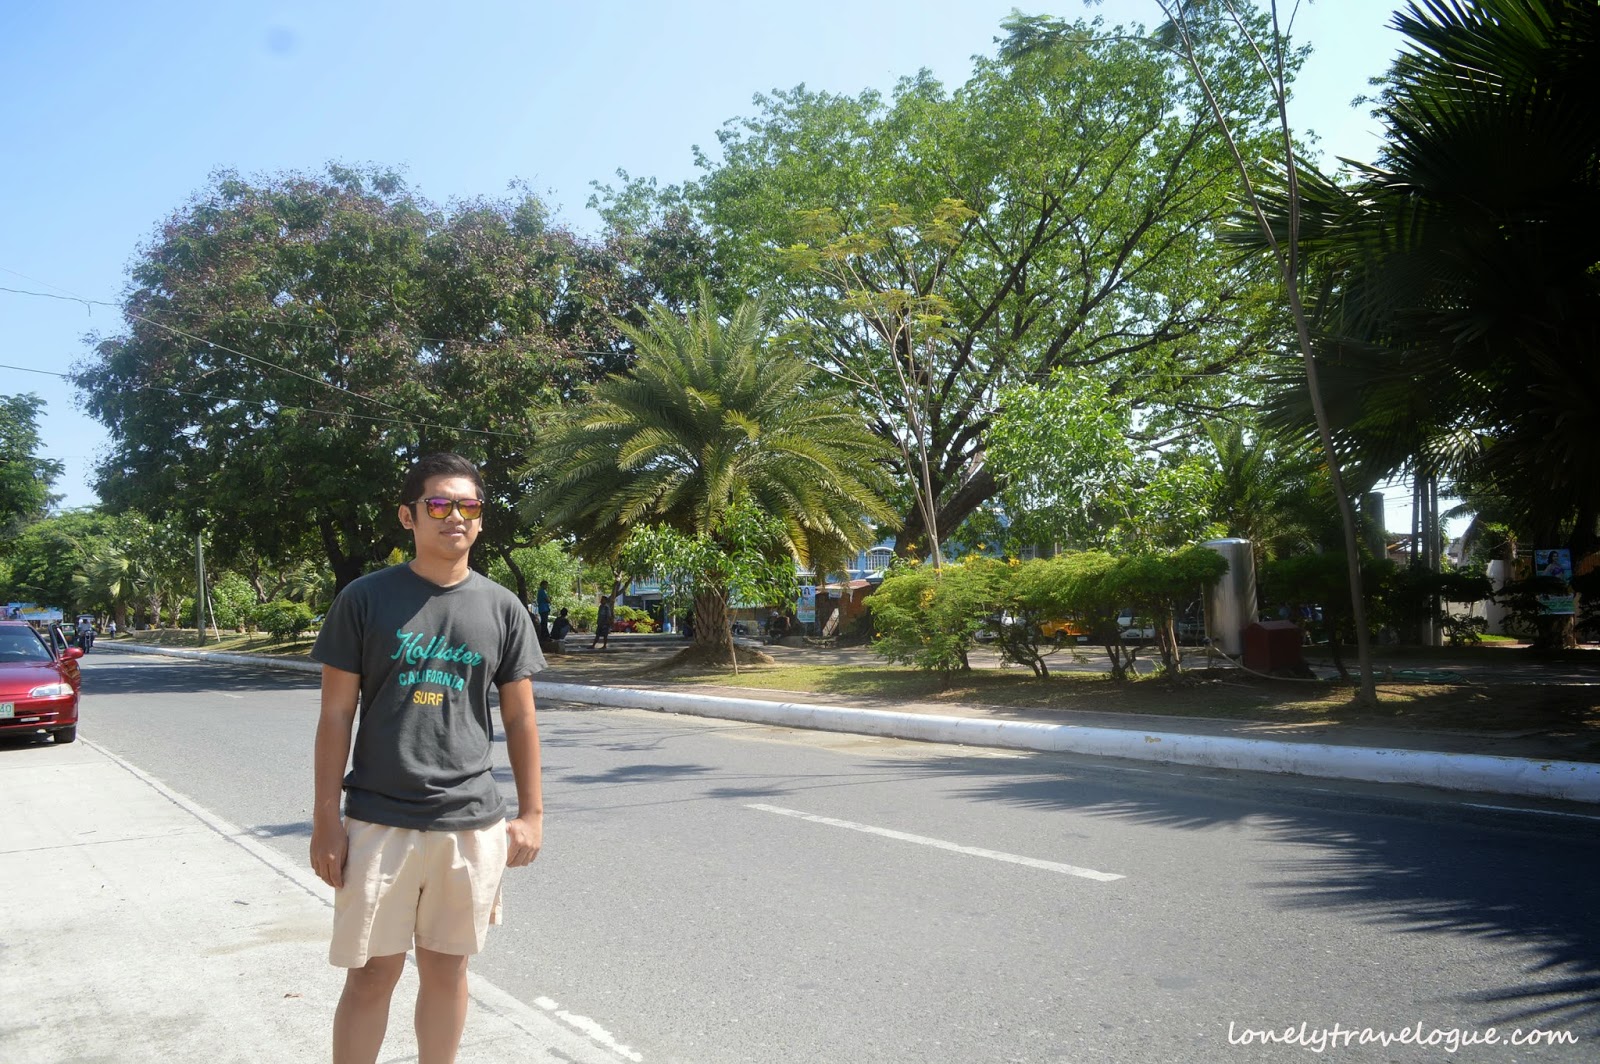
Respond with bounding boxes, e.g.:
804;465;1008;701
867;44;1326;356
109;643;1600;804
534;683;1600;804
113;640;322;673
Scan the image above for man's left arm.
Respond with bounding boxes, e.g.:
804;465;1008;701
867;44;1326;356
498;677;543;866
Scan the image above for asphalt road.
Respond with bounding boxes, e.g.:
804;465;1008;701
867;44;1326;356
64;651;1600;1063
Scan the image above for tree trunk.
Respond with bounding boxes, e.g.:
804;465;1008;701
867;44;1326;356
1159;615;1181;680
893;466;999;561
496;544;529;605
693;586;734;664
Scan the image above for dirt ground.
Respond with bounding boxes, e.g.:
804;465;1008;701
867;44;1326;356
538;636;1600;740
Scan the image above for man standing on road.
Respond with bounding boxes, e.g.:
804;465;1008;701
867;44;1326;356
309;452;546;1064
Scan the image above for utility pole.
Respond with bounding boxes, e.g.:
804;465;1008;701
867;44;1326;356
195;533;207;647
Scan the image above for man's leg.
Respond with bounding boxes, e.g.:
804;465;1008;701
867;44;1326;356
333;952;406;1064
415;946;471;1064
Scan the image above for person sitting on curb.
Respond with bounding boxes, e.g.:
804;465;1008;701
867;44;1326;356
550;608;571;642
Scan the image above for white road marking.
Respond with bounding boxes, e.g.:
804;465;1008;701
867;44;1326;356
1464;803;1600;823
747;803;1124;882
533;997;643;1062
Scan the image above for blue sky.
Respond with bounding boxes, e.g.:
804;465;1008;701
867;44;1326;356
1;0;1423;526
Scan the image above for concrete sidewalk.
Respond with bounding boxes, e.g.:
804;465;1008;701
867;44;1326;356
0;738;633;1064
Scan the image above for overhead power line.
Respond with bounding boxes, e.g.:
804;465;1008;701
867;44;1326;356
0;362;540;441
0;286;536;441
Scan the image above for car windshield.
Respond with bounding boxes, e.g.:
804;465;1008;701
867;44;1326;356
0;627;53;663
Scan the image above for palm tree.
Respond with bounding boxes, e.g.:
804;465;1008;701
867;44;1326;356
528;289;898;663
74;549;151;631
1203;420;1330;563
1260;0;1600;647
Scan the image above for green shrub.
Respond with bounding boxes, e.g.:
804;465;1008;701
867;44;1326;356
251;600;316;643
208;572;257;630
869;561;1000;686
1101;546;1228;679
613;604;657;633
987;552;1121;678
568;600;598;632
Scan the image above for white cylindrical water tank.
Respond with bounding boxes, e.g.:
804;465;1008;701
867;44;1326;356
1202;538;1257;656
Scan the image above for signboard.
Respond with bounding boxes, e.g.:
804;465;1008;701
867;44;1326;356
7;603;63;623
1534;548;1575;615
797;584;816;624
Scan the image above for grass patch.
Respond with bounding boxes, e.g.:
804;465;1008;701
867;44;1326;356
117;628;317;657
643;662;1600;736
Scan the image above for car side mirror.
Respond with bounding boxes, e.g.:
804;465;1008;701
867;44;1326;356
62;646;85;661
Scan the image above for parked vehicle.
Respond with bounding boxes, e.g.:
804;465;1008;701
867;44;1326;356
1038;618;1091;645
0;620;82;744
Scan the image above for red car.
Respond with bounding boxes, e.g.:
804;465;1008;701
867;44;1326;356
0;621;82;744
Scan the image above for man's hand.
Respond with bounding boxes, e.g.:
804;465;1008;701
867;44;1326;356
505;813;543;867
309;814;349;888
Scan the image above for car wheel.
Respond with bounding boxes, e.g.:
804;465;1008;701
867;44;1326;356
53;725;77;744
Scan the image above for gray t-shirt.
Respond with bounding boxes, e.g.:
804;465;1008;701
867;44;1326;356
311;564;546;830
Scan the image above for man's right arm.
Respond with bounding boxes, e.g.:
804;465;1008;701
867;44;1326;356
310;664;360;889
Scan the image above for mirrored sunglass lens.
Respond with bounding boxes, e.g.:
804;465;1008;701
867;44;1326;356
421;498;483;519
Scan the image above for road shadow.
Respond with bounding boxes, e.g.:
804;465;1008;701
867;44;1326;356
0;733;69;751
246;820;312;839
515;762;715;787
79;658;318;696
857;750;1600;1036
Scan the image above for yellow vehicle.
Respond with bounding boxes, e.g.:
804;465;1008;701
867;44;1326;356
1038;618;1090;644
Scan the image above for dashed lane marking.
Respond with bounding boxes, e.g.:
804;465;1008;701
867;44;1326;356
747;803;1124;882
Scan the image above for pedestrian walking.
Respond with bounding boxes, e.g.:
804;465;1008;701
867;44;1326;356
591;594;614;650
308;452;546;1064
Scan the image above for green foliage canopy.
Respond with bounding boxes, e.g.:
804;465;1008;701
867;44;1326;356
988;370;1224;553
655;9;1293;555
1255;0;1600;556
0;393;62;546
531;289;897;571
74;166;661;592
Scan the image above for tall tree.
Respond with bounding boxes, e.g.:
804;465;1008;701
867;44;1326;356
1143;0;1383;701
74;166;642;592
1202;420;1329;562
1258;0;1600;648
0;511;117;615
608;11;1292;557
0;393;63;546
988;369;1224;554
529;290;897;663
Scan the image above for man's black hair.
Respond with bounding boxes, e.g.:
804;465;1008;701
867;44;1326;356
401;453;486;509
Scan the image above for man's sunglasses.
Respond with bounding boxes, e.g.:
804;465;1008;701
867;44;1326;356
414;497;485;520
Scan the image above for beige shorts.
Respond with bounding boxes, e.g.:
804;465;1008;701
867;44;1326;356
329;817;507;968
